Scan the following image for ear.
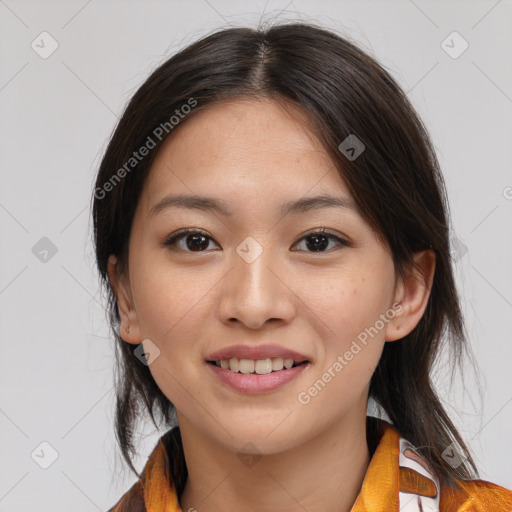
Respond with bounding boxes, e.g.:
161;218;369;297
107;254;143;344
385;249;436;342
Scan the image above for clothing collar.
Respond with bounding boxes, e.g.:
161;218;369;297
351;420;440;511
137;418;441;512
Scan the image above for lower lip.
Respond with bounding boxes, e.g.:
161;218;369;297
206;362;310;394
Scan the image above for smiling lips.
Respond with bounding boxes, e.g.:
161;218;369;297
205;344;311;393
206;344;310;375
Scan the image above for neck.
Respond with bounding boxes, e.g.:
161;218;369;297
177;407;372;512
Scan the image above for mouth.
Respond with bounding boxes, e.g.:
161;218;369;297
206;358;310;375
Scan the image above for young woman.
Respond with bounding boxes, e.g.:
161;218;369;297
92;22;512;512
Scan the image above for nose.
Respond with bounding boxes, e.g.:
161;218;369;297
217;238;296;330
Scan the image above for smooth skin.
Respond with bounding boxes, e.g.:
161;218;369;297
108;97;435;512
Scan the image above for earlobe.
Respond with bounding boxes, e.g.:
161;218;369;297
385;249;436;342
107;254;143;344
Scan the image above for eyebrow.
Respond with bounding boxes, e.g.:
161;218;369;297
149;193;356;218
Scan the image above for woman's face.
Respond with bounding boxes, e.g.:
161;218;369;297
110;98;408;454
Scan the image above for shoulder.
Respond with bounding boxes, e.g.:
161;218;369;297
440;477;512;512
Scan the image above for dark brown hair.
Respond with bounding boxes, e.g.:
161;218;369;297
92;21;480;494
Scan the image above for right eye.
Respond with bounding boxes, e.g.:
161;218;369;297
162;228;220;252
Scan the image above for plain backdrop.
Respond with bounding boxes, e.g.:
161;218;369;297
0;0;511;510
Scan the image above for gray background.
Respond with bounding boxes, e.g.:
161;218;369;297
0;0;511;510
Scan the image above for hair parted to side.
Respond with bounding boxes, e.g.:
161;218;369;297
92;20;480;493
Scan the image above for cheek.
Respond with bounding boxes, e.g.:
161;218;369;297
130;263;215;407
130;233;209;326
298;276;391;409
133;265;212;341
303;259;395;361
310;276;387;335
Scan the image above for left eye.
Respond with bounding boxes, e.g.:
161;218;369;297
292;230;348;252
163;228;348;253
163;229;219;252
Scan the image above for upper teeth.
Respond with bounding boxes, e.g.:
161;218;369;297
215;357;300;374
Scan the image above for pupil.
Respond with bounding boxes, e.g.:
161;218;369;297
306;234;328;251
187;234;208;251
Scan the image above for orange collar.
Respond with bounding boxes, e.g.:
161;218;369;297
109;419;512;512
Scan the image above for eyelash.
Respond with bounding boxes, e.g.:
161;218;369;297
162;228;349;253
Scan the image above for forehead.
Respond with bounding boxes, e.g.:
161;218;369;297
162;97;326;156
141;98;351;210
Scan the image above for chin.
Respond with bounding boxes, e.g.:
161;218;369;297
214;422;305;455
